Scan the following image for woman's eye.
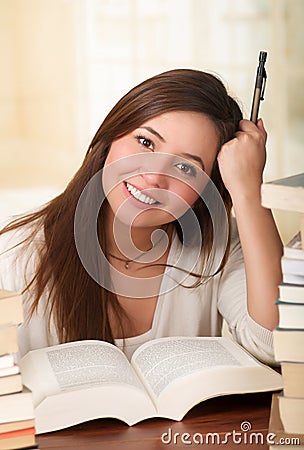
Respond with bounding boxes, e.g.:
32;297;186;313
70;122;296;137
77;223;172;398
175;162;197;177
136;135;154;150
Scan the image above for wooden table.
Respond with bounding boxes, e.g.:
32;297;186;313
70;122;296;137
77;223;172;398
36;392;274;449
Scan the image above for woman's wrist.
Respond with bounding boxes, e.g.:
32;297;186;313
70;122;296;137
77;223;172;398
229;181;263;209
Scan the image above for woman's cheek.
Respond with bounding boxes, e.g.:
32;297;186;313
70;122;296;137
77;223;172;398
165;184;199;218
105;144;127;166
175;183;199;207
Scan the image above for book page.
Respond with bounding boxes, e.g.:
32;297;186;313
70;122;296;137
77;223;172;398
132;337;258;399
46;341;143;391
20;340;143;406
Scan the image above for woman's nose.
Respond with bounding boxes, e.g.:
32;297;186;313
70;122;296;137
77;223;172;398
141;171;168;188
139;153;173;188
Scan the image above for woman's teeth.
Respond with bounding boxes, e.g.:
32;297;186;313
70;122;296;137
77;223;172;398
125;182;158;205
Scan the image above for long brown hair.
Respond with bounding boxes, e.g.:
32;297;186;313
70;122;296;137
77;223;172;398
0;69;242;344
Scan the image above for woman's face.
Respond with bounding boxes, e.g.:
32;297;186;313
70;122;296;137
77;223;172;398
103;111;219;228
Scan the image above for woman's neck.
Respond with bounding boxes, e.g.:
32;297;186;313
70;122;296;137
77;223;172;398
105;208;171;259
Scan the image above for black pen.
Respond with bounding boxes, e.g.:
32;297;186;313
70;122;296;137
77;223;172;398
250;51;267;124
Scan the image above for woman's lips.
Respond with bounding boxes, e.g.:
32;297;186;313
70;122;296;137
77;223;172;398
123;181;161;208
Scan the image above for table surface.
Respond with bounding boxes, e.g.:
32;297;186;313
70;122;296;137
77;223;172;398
36;392;275;449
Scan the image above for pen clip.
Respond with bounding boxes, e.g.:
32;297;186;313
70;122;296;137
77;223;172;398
260;68;267;101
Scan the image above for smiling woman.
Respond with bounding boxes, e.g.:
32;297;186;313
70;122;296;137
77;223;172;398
0;69;282;365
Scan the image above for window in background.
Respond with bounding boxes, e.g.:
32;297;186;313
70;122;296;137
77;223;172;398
0;0;303;239
78;0;303;180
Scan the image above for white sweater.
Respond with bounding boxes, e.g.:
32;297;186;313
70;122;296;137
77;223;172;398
0;218;275;364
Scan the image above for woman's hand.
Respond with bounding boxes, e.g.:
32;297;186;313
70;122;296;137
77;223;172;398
217;118;267;200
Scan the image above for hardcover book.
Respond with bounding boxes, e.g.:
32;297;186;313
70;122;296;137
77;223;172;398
268;393;304;449
261;173;304;213
19;336;283;434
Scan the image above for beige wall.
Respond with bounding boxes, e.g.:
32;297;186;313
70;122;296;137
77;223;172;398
0;0;83;188
1;0;303;241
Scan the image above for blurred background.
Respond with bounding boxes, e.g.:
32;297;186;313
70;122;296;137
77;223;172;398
0;0;303;241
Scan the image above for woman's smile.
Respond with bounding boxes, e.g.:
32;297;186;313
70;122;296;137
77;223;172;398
123;181;160;208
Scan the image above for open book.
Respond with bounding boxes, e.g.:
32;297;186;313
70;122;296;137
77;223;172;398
19;336;282;434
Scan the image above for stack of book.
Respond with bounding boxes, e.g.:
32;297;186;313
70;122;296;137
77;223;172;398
0;289;38;449
262;173;304;446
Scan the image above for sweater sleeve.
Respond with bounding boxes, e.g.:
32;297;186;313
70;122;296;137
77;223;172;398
217;219;276;365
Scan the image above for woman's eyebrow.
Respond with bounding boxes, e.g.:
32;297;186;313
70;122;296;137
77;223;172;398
141;126;166;142
181;152;205;170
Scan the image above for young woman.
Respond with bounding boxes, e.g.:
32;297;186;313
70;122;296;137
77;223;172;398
0;69;283;363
